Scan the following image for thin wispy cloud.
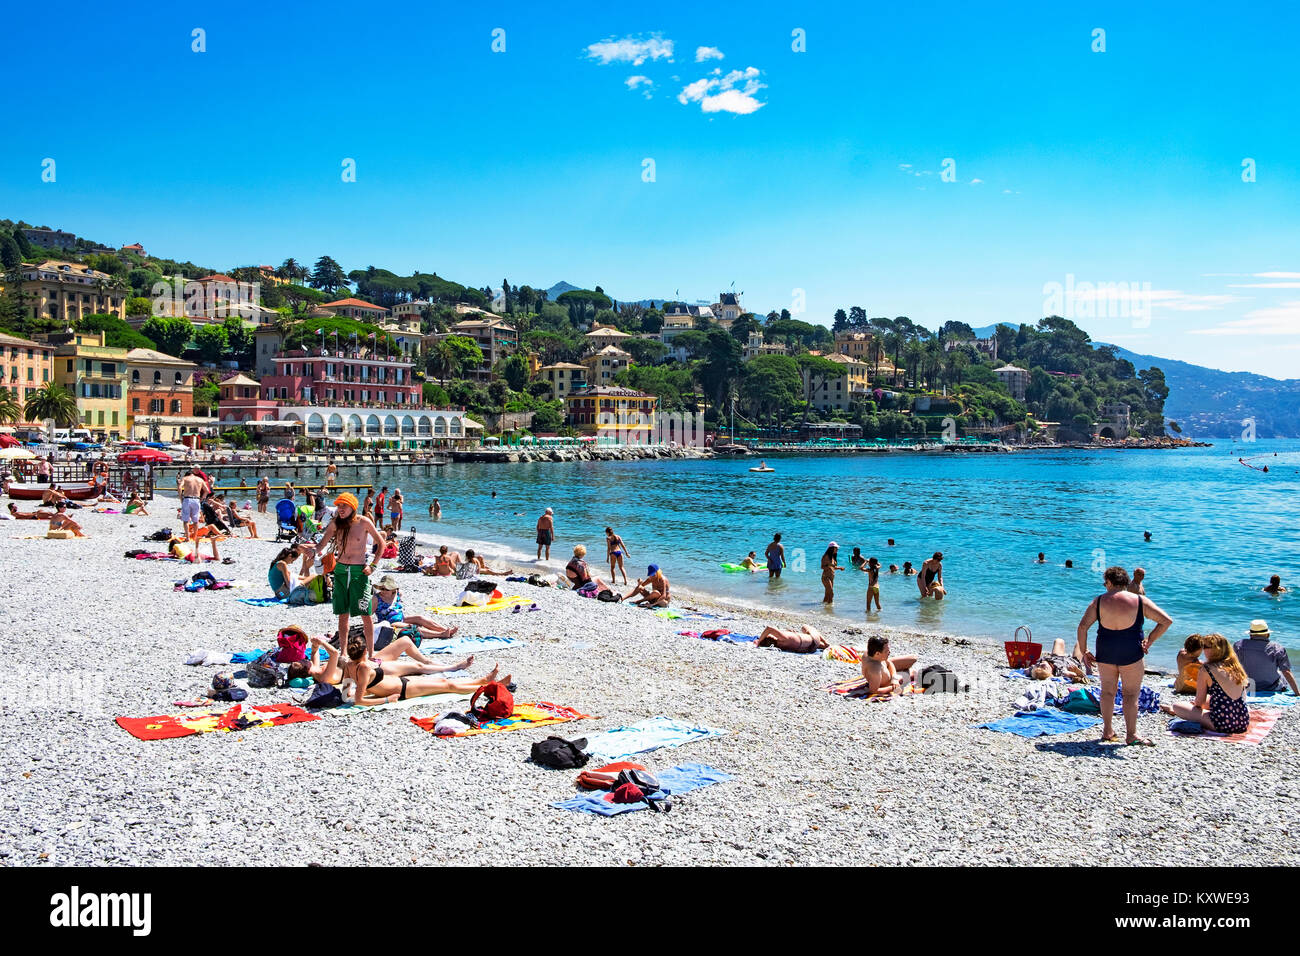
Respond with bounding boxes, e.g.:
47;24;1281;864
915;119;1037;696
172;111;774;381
1227;282;1300;289
586;34;674;66
677;66;766;115
1188;301;1300;336
695;46;724;62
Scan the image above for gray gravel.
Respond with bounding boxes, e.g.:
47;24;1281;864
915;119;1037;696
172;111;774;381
0;494;1296;866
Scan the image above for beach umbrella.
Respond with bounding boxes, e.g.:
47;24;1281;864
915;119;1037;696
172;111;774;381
0;433;20;448
0;447;36;459
119;448;172;463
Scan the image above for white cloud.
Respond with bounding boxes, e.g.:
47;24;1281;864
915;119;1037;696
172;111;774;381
695;46;724;62
677;66;765;114
625;75;654;99
898;163;912;170
1227;282;1300;289
1189;301;1300;336
1254;271;1300;279
586;35;673;66
970;178;983;185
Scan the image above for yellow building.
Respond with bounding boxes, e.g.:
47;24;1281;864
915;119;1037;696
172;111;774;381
8;261;127;323
564;386;656;442
581;345;631;388
537;362;587;401
48;330;129;439
803;353;872;412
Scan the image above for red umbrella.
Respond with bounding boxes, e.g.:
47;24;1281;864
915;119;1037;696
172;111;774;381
119;449;172;463
0;434;20;448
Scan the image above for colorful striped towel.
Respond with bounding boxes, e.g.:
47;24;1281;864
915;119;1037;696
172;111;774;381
552;764;733;816
411;701;589;737
825;677;921;701
583;717;726;761
1168;709;1280;745
115;703;320;740
425;595;532;614
823;644;863;664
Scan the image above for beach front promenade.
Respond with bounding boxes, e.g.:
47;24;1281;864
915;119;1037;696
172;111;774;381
1;495;1295;867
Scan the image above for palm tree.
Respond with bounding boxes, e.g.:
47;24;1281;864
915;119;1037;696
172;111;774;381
278;258;300;283
426;339;462;386
24;382;79;428
0;387;23;426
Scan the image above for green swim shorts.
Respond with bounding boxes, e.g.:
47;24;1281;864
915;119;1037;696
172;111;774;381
332;562;372;617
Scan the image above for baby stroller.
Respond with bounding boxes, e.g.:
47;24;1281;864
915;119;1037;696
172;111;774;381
275;497;298;542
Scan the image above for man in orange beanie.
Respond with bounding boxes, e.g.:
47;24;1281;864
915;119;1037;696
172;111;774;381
319;491;387;659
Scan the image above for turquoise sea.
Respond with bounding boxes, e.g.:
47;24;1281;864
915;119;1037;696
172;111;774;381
361;439;1300;669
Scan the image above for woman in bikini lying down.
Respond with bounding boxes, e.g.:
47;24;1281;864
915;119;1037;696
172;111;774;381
756;624;829;653
287;633;474;686
337;635;510;707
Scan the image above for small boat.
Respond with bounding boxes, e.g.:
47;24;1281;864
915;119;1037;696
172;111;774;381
6;481;100;501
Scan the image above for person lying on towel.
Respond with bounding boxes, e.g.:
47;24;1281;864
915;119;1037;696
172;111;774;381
756;624;829;653
287;633;473;687
1025;639;1090;682
334;633;510;707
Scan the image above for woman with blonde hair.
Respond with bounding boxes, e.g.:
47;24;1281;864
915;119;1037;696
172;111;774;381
1160;633;1251;734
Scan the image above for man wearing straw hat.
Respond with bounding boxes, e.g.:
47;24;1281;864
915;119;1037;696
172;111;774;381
1234;620;1298;695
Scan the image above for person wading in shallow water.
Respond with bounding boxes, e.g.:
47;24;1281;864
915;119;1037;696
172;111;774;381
319;493;387;661
536;507;554;560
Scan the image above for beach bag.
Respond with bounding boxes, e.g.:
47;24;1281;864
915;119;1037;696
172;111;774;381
1169;719;1204;735
576;581;599;599
1004;625;1042;669
919;663;965;693
531;735;589;769
469;681;514;721
612;770;671;812
276;628;308;663
457;589;490;607
190;570;217;590
147;527;173;541
596;588;618;602
246;650;284;689
1061;687;1100;714
302;682;343;710
465;579;497;594
526;573;552;588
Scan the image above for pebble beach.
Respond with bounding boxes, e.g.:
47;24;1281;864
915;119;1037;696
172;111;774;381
1;495;1297;867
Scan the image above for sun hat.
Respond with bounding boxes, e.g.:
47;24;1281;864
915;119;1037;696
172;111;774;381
648;564;659;574
375;574;399;592
334;492;359;511
828;541;838;548
1249;619;1271;637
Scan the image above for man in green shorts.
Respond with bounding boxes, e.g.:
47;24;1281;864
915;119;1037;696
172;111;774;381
320;492;388;660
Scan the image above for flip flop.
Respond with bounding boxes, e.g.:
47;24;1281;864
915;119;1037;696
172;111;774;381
527;603;540;612
511;605;522;614
1125;737;1156;747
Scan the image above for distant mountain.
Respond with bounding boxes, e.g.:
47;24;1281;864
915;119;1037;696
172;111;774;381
969;324;1298;438
544;281;581;301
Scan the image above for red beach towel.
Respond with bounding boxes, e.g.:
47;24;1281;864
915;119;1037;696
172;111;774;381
115;703;320;740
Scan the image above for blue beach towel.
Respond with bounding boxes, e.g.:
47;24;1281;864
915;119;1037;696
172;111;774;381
238;596;287;607
584;717;726;761
1085;684;1162;714
975;709;1102;737
552;764;733;816
1246;691;1300;707
423;634;525;655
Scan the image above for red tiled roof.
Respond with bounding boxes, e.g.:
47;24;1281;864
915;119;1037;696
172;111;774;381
323;298;387;311
198;273;236;283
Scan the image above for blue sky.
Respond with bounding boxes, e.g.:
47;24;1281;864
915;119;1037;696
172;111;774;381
4;1;1298;376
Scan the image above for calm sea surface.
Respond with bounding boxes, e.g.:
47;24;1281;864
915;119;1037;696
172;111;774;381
347;439;1300;668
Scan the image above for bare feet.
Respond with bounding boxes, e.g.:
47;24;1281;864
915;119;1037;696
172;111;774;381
454;655;474;671
1100;732;1119;743
1159;703;1176;716
1126;736;1155;747
484;664;500;683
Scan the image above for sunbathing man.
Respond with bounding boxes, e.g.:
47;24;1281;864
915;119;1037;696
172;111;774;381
8;503;55;520
288;633;473;685
319;492;387;661
756;624;829;653
861;635;918;696
371;575;459;640
623;563;670;607
48;502;86;537
336;634;508;707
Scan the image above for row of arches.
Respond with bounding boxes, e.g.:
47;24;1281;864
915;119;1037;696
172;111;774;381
283;412;464;438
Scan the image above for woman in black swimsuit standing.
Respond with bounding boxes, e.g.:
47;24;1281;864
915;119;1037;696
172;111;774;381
1074;566;1173;746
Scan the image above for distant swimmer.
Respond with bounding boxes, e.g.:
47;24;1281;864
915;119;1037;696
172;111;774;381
888;564;900;574
902;561;915;576
765;533;786;579
850;547;867;571
866;557;882;611
429;498;441;520
1144;531;1152;542
918;552;944;599
1036;552;1047;564
1065;560;1074;569
887;538;895;547
1128;567;1147;595
1264;575;1288;595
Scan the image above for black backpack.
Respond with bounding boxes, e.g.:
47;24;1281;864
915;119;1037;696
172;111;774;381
530;735;589;769
596;589;618;602
301;682;343;709
919;663;967;693
246;650;284;689
147;527;173;541
465;579;497;594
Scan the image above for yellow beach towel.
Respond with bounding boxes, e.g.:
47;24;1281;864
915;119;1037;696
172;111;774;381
425;595;533;614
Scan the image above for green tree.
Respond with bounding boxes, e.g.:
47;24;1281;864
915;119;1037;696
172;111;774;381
531;402;563;431
195;323;228;365
309;256;349;294
222;317;255;366
140;315;193;356
425;336;483;385
126;296;153;317
498;354;530;391
0;386;23;425
622;337;668;366
740;354;801;424
24;382;79;427
76;314;156;351
422;382;450;406
192;377;220;414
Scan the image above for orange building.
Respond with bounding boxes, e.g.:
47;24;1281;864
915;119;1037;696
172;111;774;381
0;332;55;431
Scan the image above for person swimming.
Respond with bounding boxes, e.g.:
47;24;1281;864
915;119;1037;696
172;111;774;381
902;561;915;576
1035;552;1046;563
740;551;761;571
850;547;867;571
1264;574;1287;595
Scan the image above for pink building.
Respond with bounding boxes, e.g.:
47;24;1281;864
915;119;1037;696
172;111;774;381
260;346;421;406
